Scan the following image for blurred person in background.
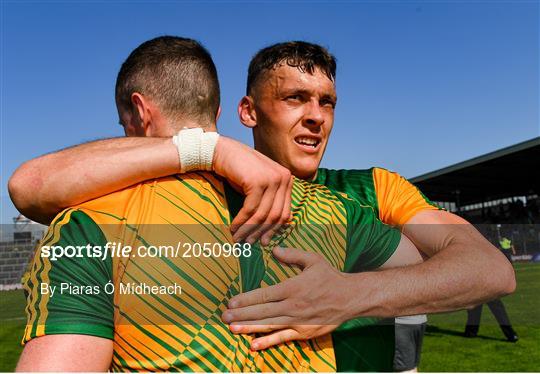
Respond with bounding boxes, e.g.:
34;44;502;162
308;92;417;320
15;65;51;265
464;231;518;342
394;314;427;372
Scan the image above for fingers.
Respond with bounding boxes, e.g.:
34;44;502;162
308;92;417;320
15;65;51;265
251;329;300;351
229;321;288;335
231;168;292;245
284;175;293;221
243;183;280;244
222;299;289;323
230;185;263;232
259;173;292;246
215;138;292;244
226;283;288;311
272;247;319;269
231;186;269;242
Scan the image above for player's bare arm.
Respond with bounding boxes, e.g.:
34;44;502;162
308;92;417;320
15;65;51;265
8;135;292;245
8;137;177;224
16;334;113;372
223;210;516;350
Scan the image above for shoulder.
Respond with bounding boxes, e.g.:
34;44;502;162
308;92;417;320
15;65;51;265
65;172;227;224
369;167;421;199
318;166;411;186
297;177;378;227
318;167;376;182
316;167;383;210
42;208;108;251
370;168;442;225
371;166;408;183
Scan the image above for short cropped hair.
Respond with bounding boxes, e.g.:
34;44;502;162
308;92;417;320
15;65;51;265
115;36;220;127
246;41;336;95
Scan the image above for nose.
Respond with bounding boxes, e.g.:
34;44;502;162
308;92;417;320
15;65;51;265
303;99;324;127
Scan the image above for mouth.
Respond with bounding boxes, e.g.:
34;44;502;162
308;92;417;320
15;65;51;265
294;135;322;154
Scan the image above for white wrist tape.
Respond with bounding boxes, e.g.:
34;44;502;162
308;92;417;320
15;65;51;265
172;128;219;173
200;131;220;171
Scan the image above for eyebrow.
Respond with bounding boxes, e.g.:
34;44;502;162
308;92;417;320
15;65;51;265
280;88;310;96
319;93;338;105
280;88;337;101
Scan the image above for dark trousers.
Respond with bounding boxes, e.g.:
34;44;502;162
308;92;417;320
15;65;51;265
466;299;512;330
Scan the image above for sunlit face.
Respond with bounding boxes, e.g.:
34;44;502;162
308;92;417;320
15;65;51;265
250;64;336;180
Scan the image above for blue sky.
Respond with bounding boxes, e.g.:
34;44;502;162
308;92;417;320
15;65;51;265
1;0;538;224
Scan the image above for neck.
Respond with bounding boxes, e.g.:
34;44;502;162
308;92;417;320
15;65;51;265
170;120;217;134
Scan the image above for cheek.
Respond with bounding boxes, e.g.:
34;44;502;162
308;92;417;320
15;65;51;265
269;103;302;129
262;117;294;141
323;111;334;130
321;123;334;143
270;132;293;155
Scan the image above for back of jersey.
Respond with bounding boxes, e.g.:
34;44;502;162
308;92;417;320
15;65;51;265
25;172;361;372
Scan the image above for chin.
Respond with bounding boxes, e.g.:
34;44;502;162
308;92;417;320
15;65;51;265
290;161;319;181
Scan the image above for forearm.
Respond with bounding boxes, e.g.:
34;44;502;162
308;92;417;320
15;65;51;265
344;236;516;319
8;137;178;224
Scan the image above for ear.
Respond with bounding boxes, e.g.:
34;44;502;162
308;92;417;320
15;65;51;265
215;106;222;122
130;92;154;136
238;96;257;128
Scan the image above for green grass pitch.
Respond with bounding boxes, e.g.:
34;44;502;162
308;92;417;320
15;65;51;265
1;263;538;371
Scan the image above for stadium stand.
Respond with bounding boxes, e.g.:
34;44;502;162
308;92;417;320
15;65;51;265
412;136;540;260
0;215;45;288
0;242;35;287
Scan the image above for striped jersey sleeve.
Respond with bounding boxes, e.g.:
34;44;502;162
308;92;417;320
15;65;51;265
372;167;441;226
315;167;442;227
22;209;114;345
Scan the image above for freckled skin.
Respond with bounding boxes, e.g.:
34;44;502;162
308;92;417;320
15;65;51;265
251;65;337;180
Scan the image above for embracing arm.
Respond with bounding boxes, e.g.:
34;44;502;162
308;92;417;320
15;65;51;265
359;210;515;316
16;334;113;372
335;210;515;319
8;137;178;224
8;135;292;244
222;211;516;349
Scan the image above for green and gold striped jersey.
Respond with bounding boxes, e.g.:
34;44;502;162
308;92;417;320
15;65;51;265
315;167;441;372
315;167;441;227
23;172;401;372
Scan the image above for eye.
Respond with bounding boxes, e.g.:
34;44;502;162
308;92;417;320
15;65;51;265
321;99;336;109
284;93;304;102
